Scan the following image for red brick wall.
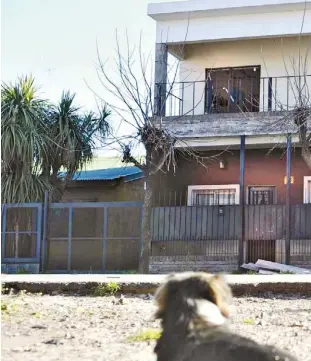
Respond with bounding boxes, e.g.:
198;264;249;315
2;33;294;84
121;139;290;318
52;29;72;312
154;148;311;204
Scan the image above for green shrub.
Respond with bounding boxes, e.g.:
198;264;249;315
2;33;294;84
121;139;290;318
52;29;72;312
92;282;120;296
128;329;162;342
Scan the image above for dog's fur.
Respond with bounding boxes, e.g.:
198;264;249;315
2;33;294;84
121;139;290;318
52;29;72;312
154;272;298;361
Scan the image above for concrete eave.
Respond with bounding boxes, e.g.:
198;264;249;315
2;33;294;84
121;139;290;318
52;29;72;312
147;0;311;21
155;113;311;148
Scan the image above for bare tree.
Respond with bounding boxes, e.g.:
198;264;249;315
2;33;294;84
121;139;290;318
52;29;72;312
93;32;224;273
282;42;311;169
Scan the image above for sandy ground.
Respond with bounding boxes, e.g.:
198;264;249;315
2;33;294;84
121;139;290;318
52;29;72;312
1;292;311;361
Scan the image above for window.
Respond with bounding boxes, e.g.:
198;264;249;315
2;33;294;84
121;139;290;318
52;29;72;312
187;185;240;206
304;176;311;204
248;186;276;205
205;66;261;114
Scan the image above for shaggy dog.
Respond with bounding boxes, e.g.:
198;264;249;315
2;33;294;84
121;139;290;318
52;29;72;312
154;272;298;361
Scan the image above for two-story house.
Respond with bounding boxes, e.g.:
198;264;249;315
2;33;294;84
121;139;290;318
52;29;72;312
147;0;311;273
148;0;311;206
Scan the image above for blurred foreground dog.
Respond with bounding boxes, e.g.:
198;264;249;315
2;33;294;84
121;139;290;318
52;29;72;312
154;272;297;361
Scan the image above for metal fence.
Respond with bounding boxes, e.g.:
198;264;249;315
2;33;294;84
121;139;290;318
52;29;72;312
155;74;311;117
45;202;143;273
2;199;311;273
1;201;143;273
151;198;311;269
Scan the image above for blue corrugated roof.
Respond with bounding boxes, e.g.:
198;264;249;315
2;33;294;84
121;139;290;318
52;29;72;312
71;166;144;182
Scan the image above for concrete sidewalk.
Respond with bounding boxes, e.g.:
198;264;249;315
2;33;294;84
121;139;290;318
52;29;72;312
2;274;311;296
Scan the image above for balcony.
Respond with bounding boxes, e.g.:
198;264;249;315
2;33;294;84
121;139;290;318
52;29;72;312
155;73;311;118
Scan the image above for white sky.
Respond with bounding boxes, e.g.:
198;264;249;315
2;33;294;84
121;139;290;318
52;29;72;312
1;0;179;156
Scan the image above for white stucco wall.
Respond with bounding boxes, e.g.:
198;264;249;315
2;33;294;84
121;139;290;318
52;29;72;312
175;36;311;115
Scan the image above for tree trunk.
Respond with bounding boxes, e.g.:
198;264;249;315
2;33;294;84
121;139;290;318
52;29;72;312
302;146;311;170
138;175;153;274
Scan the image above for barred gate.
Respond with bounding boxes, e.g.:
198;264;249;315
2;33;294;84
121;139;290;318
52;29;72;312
44;202;143;273
1;203;42;273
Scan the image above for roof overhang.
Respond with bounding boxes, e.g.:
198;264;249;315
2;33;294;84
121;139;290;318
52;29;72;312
148;0;311;21
148;0;311;44
175;133;302;150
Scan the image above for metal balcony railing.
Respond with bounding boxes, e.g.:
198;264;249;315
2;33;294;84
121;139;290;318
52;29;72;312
154;75;311;117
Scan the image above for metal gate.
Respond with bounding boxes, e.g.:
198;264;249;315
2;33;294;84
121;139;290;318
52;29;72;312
43;202;143;273
1;203;42;272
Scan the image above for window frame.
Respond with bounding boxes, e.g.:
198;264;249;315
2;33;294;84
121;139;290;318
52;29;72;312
187;184;240;206
303;176;311;204
247;185;277;205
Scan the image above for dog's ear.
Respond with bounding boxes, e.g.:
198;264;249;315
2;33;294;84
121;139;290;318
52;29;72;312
207;273;232;318
154;274;175;319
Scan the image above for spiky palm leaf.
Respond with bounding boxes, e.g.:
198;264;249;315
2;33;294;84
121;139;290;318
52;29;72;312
1;76;55;203
45;91;111;180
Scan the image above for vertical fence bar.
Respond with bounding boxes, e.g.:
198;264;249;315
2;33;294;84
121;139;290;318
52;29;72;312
207;79;213;114
139;204;143;270
268;77;272;111
250;78;254;112
192;82;195;116
285;134;292;264
286;77;290;111
67;207;73;271
103;206;108;271
181;82;185;116
36;204;43;265
179;191;182;241
274;77;278;111
227;78;231;113
262;78;265;111
168;192;171;241
239;78;242;111
41;191;49;272
239;135;246;265
1;205;7;261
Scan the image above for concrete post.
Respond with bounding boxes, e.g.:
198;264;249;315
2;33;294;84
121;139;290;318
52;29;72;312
154;43;168;116
239;135;246;266
285;134;292;264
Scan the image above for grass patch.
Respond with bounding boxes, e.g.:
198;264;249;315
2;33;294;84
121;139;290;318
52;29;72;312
92;282;121;296
1;302;18;314
242;318;255;325
1;283;9;294
126;270;137;274
128;329;162;342
16;267;31;274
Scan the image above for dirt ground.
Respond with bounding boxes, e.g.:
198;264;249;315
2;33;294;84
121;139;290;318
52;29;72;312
1;292;311;361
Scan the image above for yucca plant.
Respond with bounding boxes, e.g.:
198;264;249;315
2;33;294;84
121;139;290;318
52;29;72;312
1;77;111;204
42;91;111;193
1;75;55;203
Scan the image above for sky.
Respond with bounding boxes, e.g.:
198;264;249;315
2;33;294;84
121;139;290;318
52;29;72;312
1;0;178;156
